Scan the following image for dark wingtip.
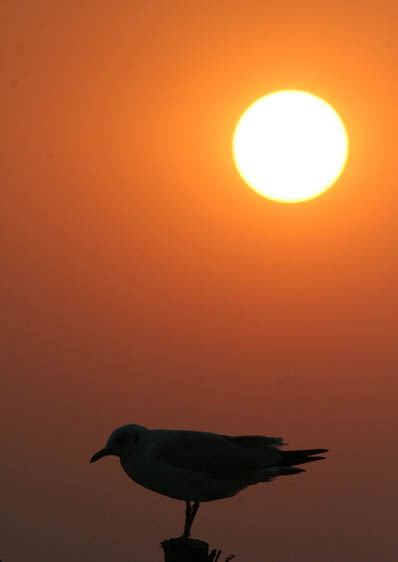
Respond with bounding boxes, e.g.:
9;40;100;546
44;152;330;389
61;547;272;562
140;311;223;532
281;448;329;467
305;448;329;455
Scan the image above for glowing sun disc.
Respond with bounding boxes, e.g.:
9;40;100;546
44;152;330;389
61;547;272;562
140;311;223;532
233;90;348;203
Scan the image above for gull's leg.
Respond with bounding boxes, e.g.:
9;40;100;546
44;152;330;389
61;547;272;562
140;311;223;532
190;501;200;532
182;501;192;538
182;501;200;538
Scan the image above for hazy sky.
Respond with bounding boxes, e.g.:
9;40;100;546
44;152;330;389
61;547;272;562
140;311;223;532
1;1;397;561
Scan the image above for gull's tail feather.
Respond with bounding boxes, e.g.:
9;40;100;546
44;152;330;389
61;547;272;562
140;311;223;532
255;465;305;483
276;466;304;475
280;448;328;467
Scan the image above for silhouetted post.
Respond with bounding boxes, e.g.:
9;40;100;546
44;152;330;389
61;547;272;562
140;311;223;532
161;537;235;562
161;538;209;562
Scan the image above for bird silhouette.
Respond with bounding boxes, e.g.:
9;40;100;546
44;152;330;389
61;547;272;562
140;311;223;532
90;424;327;538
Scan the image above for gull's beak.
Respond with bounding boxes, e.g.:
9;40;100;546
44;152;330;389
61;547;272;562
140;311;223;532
90;448;113;463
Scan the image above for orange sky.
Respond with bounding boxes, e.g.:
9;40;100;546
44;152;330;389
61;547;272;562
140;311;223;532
1;2;397;561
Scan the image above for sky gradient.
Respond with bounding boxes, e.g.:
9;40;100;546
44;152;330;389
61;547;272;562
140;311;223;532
1;1;397;561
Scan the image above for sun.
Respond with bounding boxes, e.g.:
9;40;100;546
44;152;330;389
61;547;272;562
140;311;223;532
232;90;348;203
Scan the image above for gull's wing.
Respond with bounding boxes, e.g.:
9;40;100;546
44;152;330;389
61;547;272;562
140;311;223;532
227;435;285;449
151;429;283;478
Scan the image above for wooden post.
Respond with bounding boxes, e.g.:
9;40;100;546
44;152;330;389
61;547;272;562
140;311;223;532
161;538;209;562
161;537;235;562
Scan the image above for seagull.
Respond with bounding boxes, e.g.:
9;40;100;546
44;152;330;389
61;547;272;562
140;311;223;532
90;424;327;538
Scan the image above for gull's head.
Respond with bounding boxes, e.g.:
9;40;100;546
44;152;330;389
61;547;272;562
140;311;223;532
90;424;147;463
